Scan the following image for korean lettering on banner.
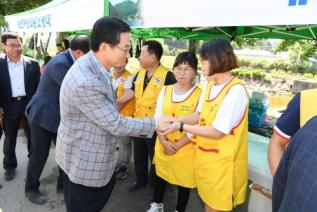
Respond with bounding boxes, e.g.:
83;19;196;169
17;15;51;30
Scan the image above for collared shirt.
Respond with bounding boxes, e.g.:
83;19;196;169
68;49;76;63
273;93;300;140
91;52;116;98
91;52;111;79
7;56;26;97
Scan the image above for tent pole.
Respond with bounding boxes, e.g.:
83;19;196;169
33;33;36;58
188;40;198;54
104;0;110;16
307;25;317;40
44;32;52;55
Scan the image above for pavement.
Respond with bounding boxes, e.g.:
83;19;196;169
0;130;248;212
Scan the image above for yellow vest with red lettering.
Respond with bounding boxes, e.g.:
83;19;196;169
300;88;317;127
194;77;248;211
134;65;169;118
154;85;202;188
114;70;135;117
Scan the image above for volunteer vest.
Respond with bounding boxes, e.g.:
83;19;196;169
300;88;317;127
194;77;248;211
113;70;135;117
134;65;168;118
154;85;202;188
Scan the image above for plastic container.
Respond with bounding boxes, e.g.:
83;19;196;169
248;132;272;212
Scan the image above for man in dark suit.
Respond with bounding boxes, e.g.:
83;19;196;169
24;35;90;205
0;32;41;181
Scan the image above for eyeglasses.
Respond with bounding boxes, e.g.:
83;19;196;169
174;67;194;73
6;44;22;49
115;45;130;54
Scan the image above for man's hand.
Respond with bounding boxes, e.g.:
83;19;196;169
156;116;177;134
158;121;181;135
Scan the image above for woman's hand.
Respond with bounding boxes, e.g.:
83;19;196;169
171;141;183;151
162;140;177;155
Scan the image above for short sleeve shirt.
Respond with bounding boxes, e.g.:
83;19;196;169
274;93;300;140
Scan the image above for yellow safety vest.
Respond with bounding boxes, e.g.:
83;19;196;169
113;70;135;117
134;65;169;118
194;77;248;211
154;85;202;188
300;88;317;127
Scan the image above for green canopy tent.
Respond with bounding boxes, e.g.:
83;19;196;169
4;0;317;41
132;25;317;40
133;0;317;40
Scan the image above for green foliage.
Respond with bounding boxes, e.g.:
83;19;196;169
233;68;266;80
271;69;288;75
113;0;138;20
233;38;273;51
274;39;317;64
252;69;266;80
239;57;317;75
243;71;252;79
303;73;314;79
232;38;258;49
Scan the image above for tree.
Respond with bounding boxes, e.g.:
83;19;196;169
232;38;258;49
274;39;317;64
113;0;138;20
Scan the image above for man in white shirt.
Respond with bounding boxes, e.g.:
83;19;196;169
0;32;41;181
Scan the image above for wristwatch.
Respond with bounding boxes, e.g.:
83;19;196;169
179;121;184;132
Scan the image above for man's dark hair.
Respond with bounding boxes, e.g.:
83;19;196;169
142;40;163;61
56;43;63;48
91;16;131;52
173;51;198;73
1;32;22;44
200;39;238;76
63;39;70;49
44;55;52;65
70;35;90;54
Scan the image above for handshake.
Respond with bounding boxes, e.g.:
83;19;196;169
155;116;182;135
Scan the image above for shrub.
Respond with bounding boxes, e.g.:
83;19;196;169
252;69;266;80
264;76;273;84
243;71;252;79
303;73;314;79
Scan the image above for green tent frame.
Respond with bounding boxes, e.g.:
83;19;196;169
6;0;317;41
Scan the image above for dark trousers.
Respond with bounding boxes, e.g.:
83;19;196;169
62;170;116;212
3;99;31;170
153;170;190;212
25;121;62;191
133;133;156;186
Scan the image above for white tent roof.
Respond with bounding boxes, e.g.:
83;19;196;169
5;0;105;33
142;0;317;27
5;0;317;35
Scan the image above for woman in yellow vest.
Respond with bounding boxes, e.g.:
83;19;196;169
111;61;135;179
147;52;202;212
163;39;249;212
